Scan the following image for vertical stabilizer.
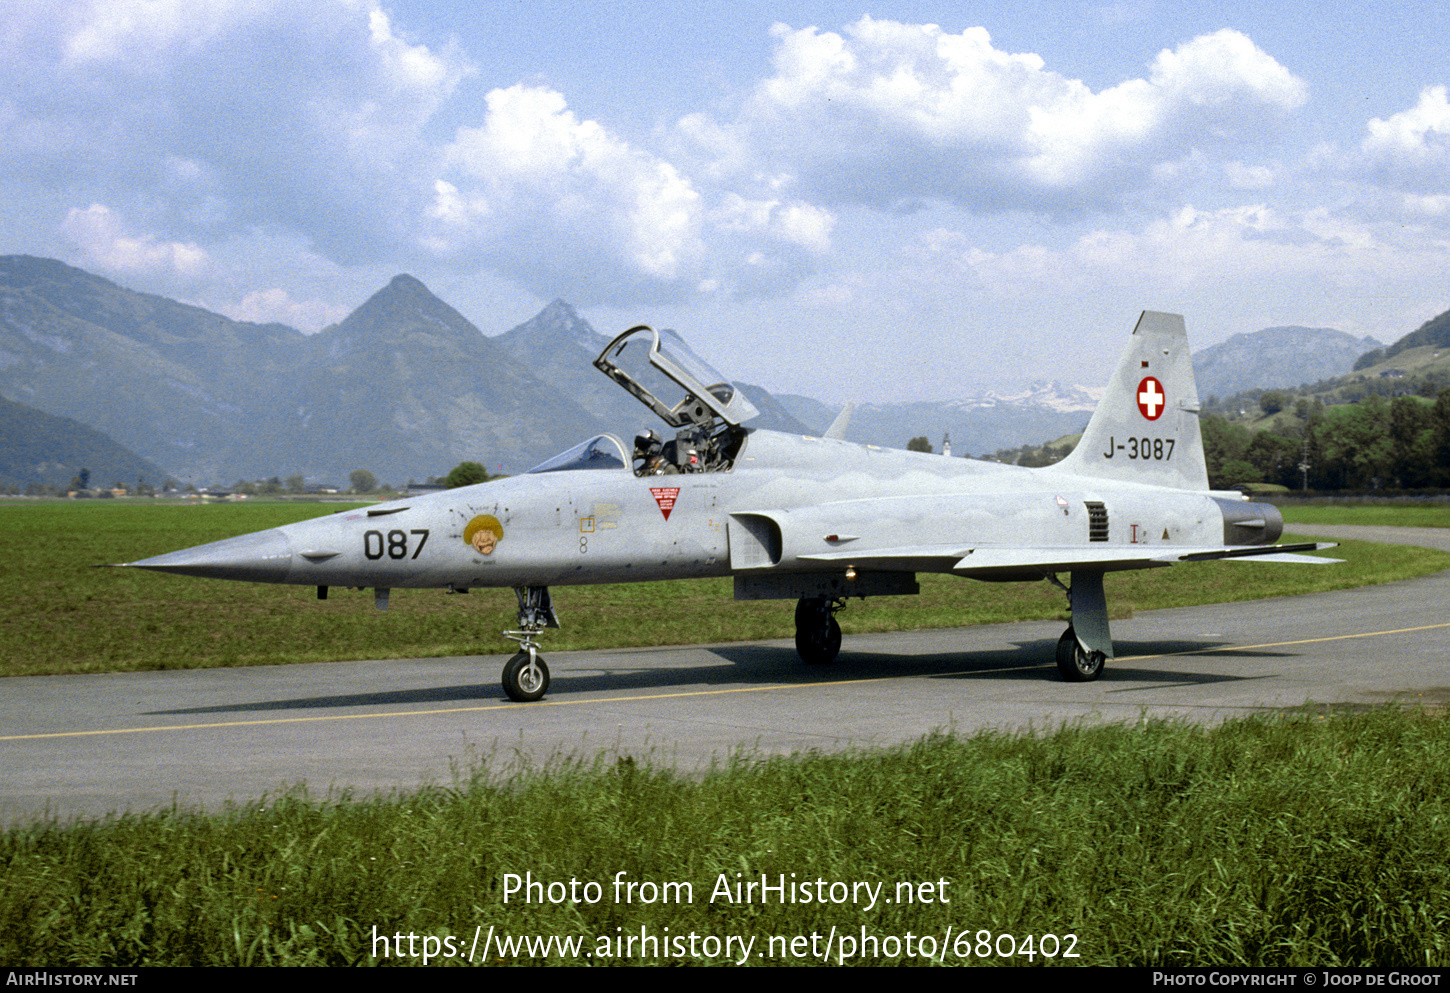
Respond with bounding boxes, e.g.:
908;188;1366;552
823;404;853;440
1048;311;1208;490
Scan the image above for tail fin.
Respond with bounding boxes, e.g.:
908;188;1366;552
1048;311;1208;490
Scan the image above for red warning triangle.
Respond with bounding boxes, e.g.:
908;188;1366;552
649;486;680;520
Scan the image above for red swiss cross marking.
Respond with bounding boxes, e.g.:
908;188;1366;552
1136;376;1165;421
649;486;680;520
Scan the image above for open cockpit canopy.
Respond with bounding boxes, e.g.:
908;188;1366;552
593;325;755;476
594;325;759;429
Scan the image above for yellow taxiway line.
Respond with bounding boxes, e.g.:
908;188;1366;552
5;621;1447;742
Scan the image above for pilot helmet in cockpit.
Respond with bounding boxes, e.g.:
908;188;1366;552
634;429;662;460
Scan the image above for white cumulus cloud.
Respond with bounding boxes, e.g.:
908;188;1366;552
231;287;350;330
430;84;706;302
690;18;1308;214
1356;86;1450;191
60;204;209;282
10;0;474;261
711;194;835;253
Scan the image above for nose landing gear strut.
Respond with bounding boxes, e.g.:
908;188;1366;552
502;586;558;701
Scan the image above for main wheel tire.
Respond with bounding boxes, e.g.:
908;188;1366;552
502;650;550;701
794;597;823;629
796;615;842;664
1055;627;1105;682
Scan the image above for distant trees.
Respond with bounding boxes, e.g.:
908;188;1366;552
445;461;489;488
1314;396;1393;489
1259;391;1288;415
349;469;377;494
906;436;932;453
1199;386;1450;489
1389;396;1438;489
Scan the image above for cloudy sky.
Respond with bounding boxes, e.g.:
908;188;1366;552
4;0;1448;402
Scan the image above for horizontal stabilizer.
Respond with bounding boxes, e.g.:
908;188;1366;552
803;541;1341;578
1224;552;1343;564
1175;542;1341;563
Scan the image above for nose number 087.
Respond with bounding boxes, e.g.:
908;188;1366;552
363;528;430;560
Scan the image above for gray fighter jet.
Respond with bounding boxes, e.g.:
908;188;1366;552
118;312;1336;701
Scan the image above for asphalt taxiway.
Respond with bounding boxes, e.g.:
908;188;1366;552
4;525;1447;826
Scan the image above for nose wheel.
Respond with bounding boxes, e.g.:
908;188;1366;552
501;585;558;701
502;646;550;702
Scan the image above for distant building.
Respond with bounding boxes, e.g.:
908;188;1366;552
941;432;952;458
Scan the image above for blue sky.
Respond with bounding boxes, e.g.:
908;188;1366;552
4;1;1448;402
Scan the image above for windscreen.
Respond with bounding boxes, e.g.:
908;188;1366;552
525;435;630;474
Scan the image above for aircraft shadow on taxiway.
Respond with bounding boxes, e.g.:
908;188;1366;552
145;635;1274;717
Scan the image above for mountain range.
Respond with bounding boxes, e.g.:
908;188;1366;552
0;255;1419;485
0;394;168;490
1191;325;1384;400
0;257;810;485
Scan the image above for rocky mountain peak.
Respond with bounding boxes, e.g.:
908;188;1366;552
495;298;609;355
331;273;480;342
384;273;431;297
539;298;579;325
355;273;439;315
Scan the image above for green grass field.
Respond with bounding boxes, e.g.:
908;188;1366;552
1;499;1446;677
1279;501;1450;529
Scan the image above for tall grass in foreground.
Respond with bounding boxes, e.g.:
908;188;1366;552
4;708;1448;966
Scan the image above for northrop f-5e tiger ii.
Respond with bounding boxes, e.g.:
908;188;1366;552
118;312;1337;701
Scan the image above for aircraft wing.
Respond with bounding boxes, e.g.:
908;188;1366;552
798;542;1340;579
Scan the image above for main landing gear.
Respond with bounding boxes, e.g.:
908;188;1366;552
794;596;844;664
1056;627;1105;682
502;586;558;702
1049;571;1111;683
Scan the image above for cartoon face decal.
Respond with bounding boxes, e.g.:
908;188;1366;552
463;514;504;555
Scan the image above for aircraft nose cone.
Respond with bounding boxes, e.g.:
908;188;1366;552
127;528;294;583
